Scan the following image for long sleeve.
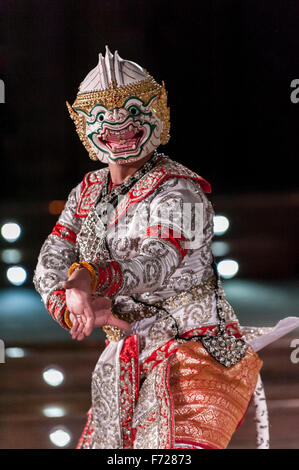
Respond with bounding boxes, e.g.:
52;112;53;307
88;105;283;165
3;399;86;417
91;177;205;298
33;181;83;329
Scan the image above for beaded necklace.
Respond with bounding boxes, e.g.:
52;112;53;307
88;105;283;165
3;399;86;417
95;150;163;228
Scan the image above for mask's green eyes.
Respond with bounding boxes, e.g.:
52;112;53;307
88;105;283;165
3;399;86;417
128;105;140;116
97;113;105;122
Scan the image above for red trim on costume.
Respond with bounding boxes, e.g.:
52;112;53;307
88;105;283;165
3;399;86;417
97;265;108;286
119;335;139;448
47;289;69;329
107;261;123;296
74;170;106;218
94;260;123;297
51;223;77;244
141;340;180;376
181;323;243;339
146;225;188;260
141;323;243;377
73;163;211;223
166;357;176;449
131;427;137;445
76;408;95;449
105;262;113;292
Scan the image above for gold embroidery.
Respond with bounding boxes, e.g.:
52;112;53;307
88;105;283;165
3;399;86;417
168;341;263;449
102;325;125;342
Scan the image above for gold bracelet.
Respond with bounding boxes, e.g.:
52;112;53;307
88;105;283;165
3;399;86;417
68;261;98;293
64;308;73;329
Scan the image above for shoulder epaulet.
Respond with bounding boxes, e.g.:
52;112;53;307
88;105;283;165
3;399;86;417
74;167;109;218
161;157;212;194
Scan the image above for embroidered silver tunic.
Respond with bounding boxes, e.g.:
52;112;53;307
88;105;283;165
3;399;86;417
34;155;238;355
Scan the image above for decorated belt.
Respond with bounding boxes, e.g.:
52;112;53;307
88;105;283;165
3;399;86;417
102;266;249;370
102;276;216;342
112;276;216;323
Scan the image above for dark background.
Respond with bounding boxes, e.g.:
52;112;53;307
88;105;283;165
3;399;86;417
0;0;299;201
1;0;299;283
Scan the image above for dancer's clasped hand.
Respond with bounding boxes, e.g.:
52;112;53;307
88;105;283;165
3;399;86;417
63;267;131;341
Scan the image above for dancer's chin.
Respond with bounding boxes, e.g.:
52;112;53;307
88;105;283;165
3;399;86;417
106;150;149;165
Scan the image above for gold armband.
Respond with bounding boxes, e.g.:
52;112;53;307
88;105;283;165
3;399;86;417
68;261;98;293
64;308;73;329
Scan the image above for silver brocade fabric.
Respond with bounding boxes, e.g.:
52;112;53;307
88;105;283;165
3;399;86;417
35;154;289;449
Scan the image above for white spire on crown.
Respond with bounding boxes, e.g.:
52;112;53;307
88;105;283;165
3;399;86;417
78;45;150;94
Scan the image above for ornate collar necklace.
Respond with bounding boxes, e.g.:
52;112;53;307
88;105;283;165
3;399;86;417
95;150;164;225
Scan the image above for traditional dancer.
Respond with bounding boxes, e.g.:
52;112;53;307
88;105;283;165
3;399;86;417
34;47;299;449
